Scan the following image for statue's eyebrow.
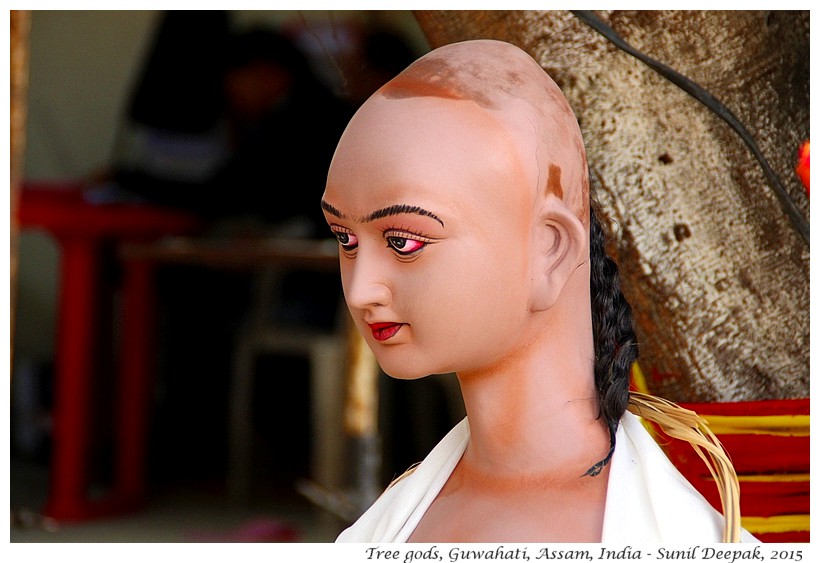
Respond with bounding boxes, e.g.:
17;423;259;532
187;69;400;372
321;200;444;227
321;199;345;219
365;204;444;227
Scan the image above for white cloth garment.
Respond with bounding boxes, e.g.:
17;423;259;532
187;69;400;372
336;411;758;543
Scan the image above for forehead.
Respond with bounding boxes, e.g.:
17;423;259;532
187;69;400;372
325;95;533;215
328;97;520;200
333;93;512;157
325;40;589;229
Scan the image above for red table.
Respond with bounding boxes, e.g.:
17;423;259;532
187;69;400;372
16;184;203;521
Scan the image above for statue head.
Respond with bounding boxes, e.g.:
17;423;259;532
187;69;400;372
322;39;597;381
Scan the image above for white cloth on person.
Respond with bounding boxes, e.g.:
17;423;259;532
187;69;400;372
336;411;758;543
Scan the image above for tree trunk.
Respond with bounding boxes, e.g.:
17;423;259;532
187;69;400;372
414;10;809;402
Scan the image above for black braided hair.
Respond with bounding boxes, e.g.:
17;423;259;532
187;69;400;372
584;199;638;476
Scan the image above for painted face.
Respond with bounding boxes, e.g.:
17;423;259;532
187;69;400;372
322;95;542;379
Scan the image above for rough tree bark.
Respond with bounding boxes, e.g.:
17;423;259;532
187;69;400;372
414;10;809;402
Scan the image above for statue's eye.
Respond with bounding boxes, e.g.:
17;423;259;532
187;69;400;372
386;236;427;255
331;229;358;251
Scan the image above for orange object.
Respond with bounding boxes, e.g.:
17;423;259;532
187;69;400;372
796;140;809;195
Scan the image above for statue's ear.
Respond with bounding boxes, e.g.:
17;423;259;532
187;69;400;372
530;194;587;312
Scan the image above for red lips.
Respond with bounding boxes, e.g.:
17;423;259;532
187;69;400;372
368;322;404;341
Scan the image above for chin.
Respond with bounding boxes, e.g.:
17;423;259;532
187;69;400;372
385;370;433;381
367;338;457;380
380;364;431;381
374;353;435;381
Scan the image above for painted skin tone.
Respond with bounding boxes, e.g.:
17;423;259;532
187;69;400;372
322;40;611;542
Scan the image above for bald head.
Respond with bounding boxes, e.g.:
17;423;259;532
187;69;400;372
322;39;595;380
373;39;589;225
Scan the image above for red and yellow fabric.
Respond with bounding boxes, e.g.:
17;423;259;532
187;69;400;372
630;363;810;543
